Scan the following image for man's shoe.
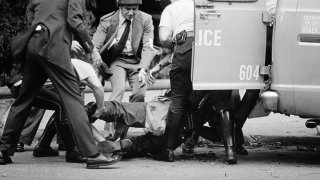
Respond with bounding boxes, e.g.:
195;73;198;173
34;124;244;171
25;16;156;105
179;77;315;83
16;142;25;152
86;153;121;169
65;147;87;163
0;151;12;165
154;149;174;162
33;146;59;157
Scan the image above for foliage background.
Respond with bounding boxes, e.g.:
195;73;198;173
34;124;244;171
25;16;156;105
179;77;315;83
0;0;170;88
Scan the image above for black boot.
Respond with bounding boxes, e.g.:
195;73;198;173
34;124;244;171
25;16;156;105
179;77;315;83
234;126;248;155
33;115;59;157
154;110;183;162
219;110;237;164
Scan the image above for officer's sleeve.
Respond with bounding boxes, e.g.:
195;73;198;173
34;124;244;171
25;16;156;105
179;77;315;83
67;0;94;53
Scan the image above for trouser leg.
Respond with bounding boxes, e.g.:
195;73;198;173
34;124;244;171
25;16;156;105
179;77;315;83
105;65;126;138
165;67;192;149
42;60;98;156
0;33;47;155
34;86;76;152
36;113;56;148
19;108;46;145
235;90;259;146
99;101;146;127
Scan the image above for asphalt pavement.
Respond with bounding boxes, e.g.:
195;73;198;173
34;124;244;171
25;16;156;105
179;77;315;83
1;88;320;179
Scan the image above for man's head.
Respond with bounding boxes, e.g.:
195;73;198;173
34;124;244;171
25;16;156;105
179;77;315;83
118;0;142;20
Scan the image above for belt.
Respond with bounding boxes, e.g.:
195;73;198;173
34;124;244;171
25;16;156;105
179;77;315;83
35;24;47;32
118;54;135;59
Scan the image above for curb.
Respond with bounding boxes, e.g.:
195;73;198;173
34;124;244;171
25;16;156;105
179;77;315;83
244;135;320;146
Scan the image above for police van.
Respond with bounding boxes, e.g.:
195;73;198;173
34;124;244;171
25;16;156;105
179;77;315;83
192;0;320;127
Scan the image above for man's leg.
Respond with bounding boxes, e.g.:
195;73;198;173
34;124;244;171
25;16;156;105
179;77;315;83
0;35;47;157
105;64;127;139
235;89;259;155
19;108;46;146
42;61;99;157
88;101;147;127
127;67;147;103
210;90;237;164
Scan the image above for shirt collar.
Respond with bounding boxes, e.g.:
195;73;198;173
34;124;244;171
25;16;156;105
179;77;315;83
119;9;133;25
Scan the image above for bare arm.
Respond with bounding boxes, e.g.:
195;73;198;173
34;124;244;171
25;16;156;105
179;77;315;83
159;26;173;49
86;76;104;117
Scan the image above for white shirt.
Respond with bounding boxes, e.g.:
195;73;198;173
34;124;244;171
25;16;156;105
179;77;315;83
71;58;96;83
159;0;194;39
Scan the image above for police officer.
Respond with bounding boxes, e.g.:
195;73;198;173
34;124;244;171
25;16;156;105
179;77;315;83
153;0;237;164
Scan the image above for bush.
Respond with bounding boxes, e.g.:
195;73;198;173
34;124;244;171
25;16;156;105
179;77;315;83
0;0;169;87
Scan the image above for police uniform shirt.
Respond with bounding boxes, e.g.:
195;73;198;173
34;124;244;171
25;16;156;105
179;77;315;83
109;9;134;56
159;0;194;39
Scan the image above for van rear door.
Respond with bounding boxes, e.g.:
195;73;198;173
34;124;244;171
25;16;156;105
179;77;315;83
192;0;267;90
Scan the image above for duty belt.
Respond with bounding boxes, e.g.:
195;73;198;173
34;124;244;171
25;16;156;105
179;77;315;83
118;54;135;59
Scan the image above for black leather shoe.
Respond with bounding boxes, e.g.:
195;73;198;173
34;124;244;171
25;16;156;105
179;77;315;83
65;147;87;163
86;153;121;169
16;142;25;152
33;146;59;157
235;145;248;155
0;151;12;165
154;149;174;162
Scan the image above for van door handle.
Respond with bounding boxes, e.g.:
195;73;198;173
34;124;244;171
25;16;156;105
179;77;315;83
300;36;320;43
200;11;221;24
200;11;221;23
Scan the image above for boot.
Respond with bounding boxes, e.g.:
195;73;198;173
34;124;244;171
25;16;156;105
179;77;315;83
234;126;248;155
219;110;237;164
33;115;59;157
154;110;183;162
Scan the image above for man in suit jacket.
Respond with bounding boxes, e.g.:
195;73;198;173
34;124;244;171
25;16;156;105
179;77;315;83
92;0;155;139
0;0;119;169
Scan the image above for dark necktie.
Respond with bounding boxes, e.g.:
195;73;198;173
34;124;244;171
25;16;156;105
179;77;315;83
111;19;131;57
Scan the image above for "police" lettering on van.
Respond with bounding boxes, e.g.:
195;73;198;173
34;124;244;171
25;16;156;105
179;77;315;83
196;29;222;46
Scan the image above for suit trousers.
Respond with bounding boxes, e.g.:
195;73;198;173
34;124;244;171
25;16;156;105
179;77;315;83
104;58;148;139
19;108;45;145
0;29;98;156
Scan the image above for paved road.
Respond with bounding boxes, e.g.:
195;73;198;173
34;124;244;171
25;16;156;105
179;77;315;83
1;145;320;180
1;90;320;179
